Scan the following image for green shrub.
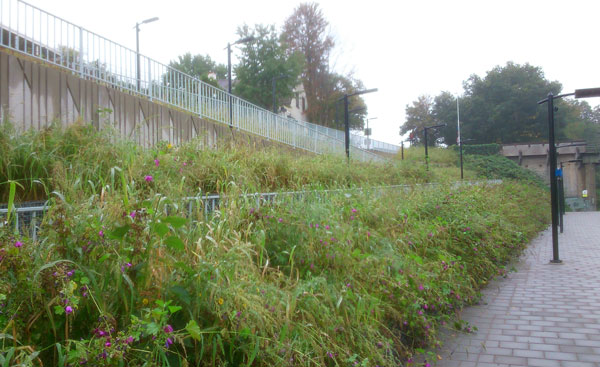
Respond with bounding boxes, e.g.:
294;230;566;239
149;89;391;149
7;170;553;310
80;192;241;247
451;143;501;156
463;154;546;187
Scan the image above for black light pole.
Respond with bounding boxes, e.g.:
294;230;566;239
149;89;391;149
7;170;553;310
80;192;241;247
538;87;600;263
135;17;159;92
272;74;288;114
341;88;378;161
401;141;404;160
226;36;255;128
459;138;474;180
423;124;446;170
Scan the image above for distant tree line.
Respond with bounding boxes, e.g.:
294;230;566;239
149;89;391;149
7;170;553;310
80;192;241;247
401;62;600;146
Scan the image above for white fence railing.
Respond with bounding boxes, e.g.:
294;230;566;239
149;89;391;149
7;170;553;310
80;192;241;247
0;0;398;161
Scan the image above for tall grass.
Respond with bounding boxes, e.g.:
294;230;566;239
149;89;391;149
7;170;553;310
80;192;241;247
0;122;550;366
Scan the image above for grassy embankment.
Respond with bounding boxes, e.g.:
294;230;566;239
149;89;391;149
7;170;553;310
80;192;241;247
0;122;549;366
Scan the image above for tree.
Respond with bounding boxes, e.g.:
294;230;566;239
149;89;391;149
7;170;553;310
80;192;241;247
460;62;562;144
321;72;367;130
400;62;593;146
283;3;334;123
169;53;227;89
400;95;436;145
233;24;304;111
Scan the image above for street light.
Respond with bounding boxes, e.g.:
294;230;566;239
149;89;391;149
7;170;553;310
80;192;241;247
423;124;446;170
459;138;475;180
272;74;287;114
135;17;159;91
226;36;255;127
341;88;378;161
538;87;600;264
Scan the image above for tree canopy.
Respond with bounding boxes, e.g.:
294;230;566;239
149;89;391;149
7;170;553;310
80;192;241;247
233;24;304;111
169;53;227;88
283;3;367;130
402;62;600;146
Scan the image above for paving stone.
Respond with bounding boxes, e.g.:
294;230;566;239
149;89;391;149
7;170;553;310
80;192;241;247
433;213;600;367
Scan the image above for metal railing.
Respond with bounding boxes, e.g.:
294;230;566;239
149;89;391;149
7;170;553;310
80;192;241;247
0;201;46;239
4;180;502;238
0;0;395;162
301;121;400;154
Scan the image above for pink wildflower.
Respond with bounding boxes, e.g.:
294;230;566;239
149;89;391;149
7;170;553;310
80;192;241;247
65;306;73;314
351;208;357;213
154;159;160;167
99;230;104;237
144;175;153;182
14;241;23;248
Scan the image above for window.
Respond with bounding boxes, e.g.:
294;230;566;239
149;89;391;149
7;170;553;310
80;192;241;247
301;97;306;112
295;93;299;108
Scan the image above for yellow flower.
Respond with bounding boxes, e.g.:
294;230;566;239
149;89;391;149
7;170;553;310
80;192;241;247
142;298;149;305
167;143;173;150
218;298;224;305
198;293;202;298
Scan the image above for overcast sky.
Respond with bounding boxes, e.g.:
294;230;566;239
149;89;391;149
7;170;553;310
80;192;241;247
21;0;600;145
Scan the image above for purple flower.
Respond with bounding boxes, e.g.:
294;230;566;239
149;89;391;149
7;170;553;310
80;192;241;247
144;175;153;182
325;225;330;230
163;324;174;333
65;306;73;314
278;218;283;223
428;232;433;238
418;284;424;291
126;336;134;344
14;241;23;248
351;208;357;213
105;341;111;347
154;159;160;167
249;208;255;214
165;337;173;348
350;215;355;220
126;262;132;268
327;352;334;358
130;211;136;219
99;230;104;237
67;270;74;277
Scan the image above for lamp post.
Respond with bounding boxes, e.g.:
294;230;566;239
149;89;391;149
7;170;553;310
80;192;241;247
538;87;600;264
459;138;475;180
226;36;255;128
423;124;446;170
341;89;377;161
272;74;287;114
135;17;159;92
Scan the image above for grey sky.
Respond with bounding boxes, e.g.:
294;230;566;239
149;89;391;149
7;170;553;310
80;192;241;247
23;0;600;145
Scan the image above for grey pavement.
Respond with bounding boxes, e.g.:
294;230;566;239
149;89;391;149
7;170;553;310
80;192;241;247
433;212;600;367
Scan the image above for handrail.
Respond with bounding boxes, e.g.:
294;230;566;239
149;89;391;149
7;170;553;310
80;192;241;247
0;0;396;161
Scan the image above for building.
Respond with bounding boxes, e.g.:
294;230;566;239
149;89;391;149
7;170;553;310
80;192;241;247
281;84;308;122
501;142;599;211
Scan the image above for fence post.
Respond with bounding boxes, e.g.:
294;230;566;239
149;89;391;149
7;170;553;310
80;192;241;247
79;27;84;77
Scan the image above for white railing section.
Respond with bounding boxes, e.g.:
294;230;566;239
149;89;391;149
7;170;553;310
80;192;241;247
0;0;396;161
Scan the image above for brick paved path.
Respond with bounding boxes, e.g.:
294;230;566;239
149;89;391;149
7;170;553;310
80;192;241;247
434;212;600;367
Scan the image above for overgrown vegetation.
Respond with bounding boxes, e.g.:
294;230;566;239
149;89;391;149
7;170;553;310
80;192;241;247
0;123;550;366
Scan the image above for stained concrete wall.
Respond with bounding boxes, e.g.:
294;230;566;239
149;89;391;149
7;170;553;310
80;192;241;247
0;49;285;151
502;142;598;211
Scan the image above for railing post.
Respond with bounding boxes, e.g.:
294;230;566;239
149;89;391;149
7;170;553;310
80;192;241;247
79;27;84;77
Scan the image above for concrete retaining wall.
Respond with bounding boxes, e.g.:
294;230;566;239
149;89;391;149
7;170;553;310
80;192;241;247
0;49;284;151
